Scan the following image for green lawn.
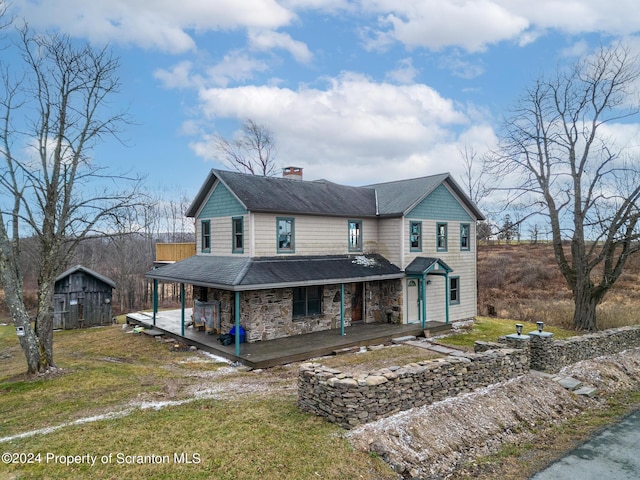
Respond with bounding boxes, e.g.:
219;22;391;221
438;316;576;350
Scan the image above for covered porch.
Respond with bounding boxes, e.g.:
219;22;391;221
126;309;450;369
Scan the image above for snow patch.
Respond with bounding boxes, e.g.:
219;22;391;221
351;255;377;267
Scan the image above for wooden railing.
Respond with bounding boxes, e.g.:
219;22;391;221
155;243;196;262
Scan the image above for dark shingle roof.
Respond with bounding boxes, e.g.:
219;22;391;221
186;168;484;220
405;257;452;275
146;254;403;290
367;173;484;219
187;169;377;218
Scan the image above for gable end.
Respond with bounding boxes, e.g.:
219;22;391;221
197;182;248;219
407;184;473;221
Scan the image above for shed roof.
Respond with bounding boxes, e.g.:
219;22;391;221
55;265;116;289
146;254;403;291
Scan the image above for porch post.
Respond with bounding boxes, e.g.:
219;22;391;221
421;275;427;329
234;291;241;356
180;283;185;337
153;278;158;326
340;283;345;336
445;272;450;324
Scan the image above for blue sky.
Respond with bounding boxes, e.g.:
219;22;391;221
4;0;640;205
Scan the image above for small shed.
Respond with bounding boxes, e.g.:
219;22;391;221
53;265;116;329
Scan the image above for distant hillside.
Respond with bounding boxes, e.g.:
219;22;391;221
477;242;640;329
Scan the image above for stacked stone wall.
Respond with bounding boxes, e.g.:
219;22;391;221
297;348;529;429
298;326;640;429
529;325;640;372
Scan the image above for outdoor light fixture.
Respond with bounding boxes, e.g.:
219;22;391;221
515;323;523;335
537;321;544;333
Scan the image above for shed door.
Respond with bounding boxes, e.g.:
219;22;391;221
53;295;66;329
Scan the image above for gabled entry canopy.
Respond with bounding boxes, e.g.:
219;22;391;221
405;257;452;276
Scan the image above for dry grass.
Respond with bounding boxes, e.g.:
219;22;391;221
478;243;640;329
0;324;402;480
318;344;444;374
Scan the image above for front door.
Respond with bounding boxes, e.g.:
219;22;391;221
407;279;420;323
350;283;364;324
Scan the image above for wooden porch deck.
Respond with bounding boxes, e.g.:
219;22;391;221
126;309;450;369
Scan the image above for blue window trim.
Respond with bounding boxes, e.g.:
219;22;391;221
460;223;470;251
410;221;422;252
201;220;211;253
232;217;244;254
450;276;460;305
276;217;295;253
348;219;363;252
436;222;448;252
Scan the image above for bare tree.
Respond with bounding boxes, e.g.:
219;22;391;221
213;119;278;176
459;145;492;207
0;27;145;373
493;43;640;330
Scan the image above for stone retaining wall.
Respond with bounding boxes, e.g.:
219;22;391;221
297;348;529;429
528;325;640;372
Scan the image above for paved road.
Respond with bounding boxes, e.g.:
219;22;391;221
530;409;640;479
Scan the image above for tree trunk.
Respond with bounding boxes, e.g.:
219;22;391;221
572;282;598;331
0;228;45;374
35;257;57;368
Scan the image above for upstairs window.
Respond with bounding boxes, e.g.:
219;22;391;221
277;217;294;253
348;220;363;252
410;221;422;252
460;223;470;251
232;217;244;253
201;220;211;253
436;222;448;251
293;286;323;318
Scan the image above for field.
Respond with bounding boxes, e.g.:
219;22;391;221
477;242;640;330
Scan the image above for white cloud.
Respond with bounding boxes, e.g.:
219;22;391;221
190;73;493;184
360;1;640;53
11;0;640;57
10;0;294;53
439;53;485;80
204;53;271;88
154;61;199;89
155;53;271;90
385;58;419;84
362;0;529;53
560;40;591;59
248;30;313;63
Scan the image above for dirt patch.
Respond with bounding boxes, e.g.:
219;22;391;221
346;348;640;479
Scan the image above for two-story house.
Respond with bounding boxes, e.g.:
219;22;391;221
146;167;484;344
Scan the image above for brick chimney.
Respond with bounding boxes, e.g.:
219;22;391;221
282;166;303;180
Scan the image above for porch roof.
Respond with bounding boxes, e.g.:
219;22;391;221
146;253;404;291
405;257;452;275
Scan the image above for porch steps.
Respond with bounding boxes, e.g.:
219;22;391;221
403;338;465;356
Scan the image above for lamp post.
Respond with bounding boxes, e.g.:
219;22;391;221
515;323;523;335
